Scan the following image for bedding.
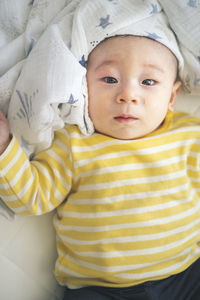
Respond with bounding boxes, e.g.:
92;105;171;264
0;0;200;299
0;212;64;300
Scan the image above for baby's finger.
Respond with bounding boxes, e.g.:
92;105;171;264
0;110;7;121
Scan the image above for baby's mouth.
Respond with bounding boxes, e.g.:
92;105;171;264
114;114;138;123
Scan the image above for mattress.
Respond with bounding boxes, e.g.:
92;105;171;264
0;212;64;300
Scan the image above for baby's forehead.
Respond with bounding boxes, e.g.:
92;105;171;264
87;35;178;72
89;35;175;56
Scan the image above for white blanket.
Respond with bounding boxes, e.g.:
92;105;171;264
0;0;200;219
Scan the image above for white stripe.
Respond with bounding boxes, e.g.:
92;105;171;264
80;232;199;256
13;186;56;214
117;252;198;280
46;148;67;166
0;160;29;188
74;139;200;168
57;245;197;273
60;193;200;224
190;177;200;183
35;192;44;214
54;139;73;162
55;261;87;279
13;189;39;213
59;222;199;251
55;216;200;242
2;168;64;205
0;147;22;176
33;162;70;201
53;167;72;187
62;188;197;219
78;170;185;191
2;175;34;202
72;127;200;153
187;164;200;172
77;155;187;179
68;183;188;205
34;160;71;190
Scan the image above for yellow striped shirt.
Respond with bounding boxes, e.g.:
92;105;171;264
0;111;200;288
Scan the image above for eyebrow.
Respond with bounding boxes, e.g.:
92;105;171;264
143;63;165;74
94;60;117;71
94;60;165;74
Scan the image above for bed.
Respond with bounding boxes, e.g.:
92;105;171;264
0;1;200;299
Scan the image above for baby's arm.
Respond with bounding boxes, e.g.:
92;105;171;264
0;111;72;215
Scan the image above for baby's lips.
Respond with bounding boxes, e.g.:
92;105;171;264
114;114;138;122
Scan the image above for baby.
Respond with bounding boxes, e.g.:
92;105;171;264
0;35;200;300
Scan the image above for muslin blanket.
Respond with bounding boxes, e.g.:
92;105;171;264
0;0;200;219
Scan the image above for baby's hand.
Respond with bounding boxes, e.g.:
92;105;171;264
0;110;11;155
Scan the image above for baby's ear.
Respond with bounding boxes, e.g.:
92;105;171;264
168;81;181;111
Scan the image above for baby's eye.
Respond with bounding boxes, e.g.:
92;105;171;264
103;77;118;84
142;79;156;86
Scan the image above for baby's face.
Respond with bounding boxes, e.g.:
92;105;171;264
86;36;181;140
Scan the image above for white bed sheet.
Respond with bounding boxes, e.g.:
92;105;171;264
176;91;200;116
0;212;64;300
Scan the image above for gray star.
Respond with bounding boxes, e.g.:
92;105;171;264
150;3;158;14
67;94;78;104
187;0;197;8
98;15;112;29
79;55;87;67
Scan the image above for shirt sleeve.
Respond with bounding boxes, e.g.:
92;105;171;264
0;131;73;215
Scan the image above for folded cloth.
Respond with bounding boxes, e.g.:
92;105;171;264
159;0;200;95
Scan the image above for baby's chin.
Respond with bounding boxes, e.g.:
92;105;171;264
95;129;149;140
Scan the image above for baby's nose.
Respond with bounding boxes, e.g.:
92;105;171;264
116;84;142;104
